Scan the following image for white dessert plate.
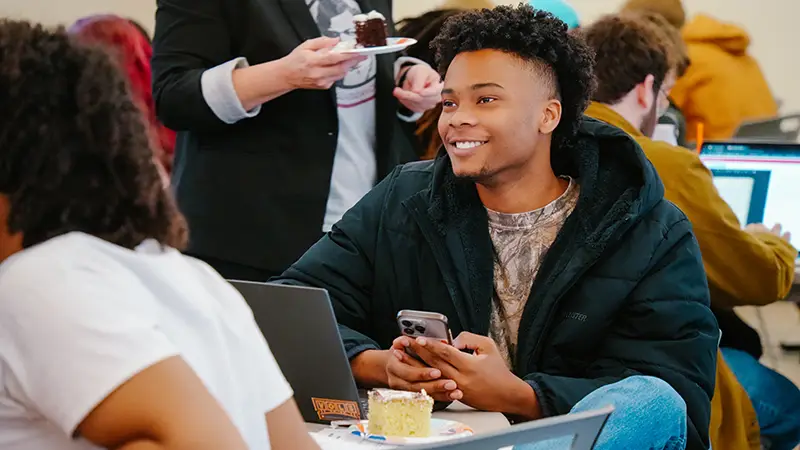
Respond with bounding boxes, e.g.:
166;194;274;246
347;418;473;446
334;38;417;56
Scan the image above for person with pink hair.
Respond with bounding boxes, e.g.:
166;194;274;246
69;15;176;177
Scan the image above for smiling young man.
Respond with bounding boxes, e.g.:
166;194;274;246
277;6;717;450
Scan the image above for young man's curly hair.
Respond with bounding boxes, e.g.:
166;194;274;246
580;14;672;105
0;20;187;250
431;4;596;151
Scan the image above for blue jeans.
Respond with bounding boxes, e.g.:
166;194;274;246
721;347;800;450
516;376;687;450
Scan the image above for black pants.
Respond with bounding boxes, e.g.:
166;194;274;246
714;307;763;360
190;254;282;282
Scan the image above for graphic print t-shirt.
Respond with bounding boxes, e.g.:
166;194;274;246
487;179;580;368
307;0;378;231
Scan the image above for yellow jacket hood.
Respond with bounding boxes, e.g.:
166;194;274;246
683;14;751;55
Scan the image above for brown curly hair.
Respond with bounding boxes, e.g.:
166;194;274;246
580;14;672;104
0;20;187;250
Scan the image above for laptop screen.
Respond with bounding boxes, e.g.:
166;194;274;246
700;142;800;249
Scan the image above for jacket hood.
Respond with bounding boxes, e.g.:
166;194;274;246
425;117;664;243
683;14;751;54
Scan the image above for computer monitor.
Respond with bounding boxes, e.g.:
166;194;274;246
700;141;800;249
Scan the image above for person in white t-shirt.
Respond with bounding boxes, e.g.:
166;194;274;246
0;21;318;450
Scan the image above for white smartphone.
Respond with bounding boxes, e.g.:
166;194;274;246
396;309;453;345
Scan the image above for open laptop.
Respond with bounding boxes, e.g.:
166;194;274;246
734;114;800;142
230;281;367;424
700;141;800;263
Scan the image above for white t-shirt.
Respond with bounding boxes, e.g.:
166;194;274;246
307;0;378;231
0;232;292;450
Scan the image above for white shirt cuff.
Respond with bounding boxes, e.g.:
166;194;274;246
201;57;261;124
397;110;424;122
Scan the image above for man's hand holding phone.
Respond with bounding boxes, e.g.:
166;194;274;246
404;333;542;420
386;336;462;403
351;310;539;418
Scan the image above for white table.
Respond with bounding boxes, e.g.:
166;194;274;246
426;401;511;434
305;401;510;435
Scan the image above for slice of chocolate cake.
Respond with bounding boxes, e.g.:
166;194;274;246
354;10;388;47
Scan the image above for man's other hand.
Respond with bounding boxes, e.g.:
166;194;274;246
747;223;792;243
385;337;459;402
406;332;541;419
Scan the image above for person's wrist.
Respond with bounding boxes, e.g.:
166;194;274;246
350;349;390;388
504;378;541;420
231;59;295;110
263;57;295;93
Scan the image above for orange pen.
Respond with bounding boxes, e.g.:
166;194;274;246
695;123;704;154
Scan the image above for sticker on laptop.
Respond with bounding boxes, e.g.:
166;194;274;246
312;397;362;421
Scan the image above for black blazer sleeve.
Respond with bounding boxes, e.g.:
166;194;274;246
152;0;236;132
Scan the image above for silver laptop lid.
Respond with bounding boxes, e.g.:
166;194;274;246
410;406;613;450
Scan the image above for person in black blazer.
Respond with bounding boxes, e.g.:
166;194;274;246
152;0;442;280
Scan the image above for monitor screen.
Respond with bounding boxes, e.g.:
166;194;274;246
701;142;800;249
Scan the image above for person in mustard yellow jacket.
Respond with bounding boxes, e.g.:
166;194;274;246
581;14;800;450
670;14;778;141
621;0;686;29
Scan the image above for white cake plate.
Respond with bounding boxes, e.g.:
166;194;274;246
347;417;473;446
334;38;417;56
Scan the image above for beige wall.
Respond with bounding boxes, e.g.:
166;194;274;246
2;0;797;112
0;0;156;33
397;0;800;114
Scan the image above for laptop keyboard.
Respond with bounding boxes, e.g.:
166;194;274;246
357;389;370;415
359;397;369;414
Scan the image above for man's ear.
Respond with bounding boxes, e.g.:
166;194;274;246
540;99;562;135
636;74;656;109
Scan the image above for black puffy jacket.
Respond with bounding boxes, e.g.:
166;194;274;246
278;117;718;450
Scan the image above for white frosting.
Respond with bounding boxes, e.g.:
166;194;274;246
366;10;385;20
354;11;385;23
332;40;357;52
369;389;433;403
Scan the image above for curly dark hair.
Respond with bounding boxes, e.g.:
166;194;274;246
580;14;672;104
0;20;187;250
431;4;596;151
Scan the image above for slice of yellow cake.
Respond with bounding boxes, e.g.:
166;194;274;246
367;389;434;437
